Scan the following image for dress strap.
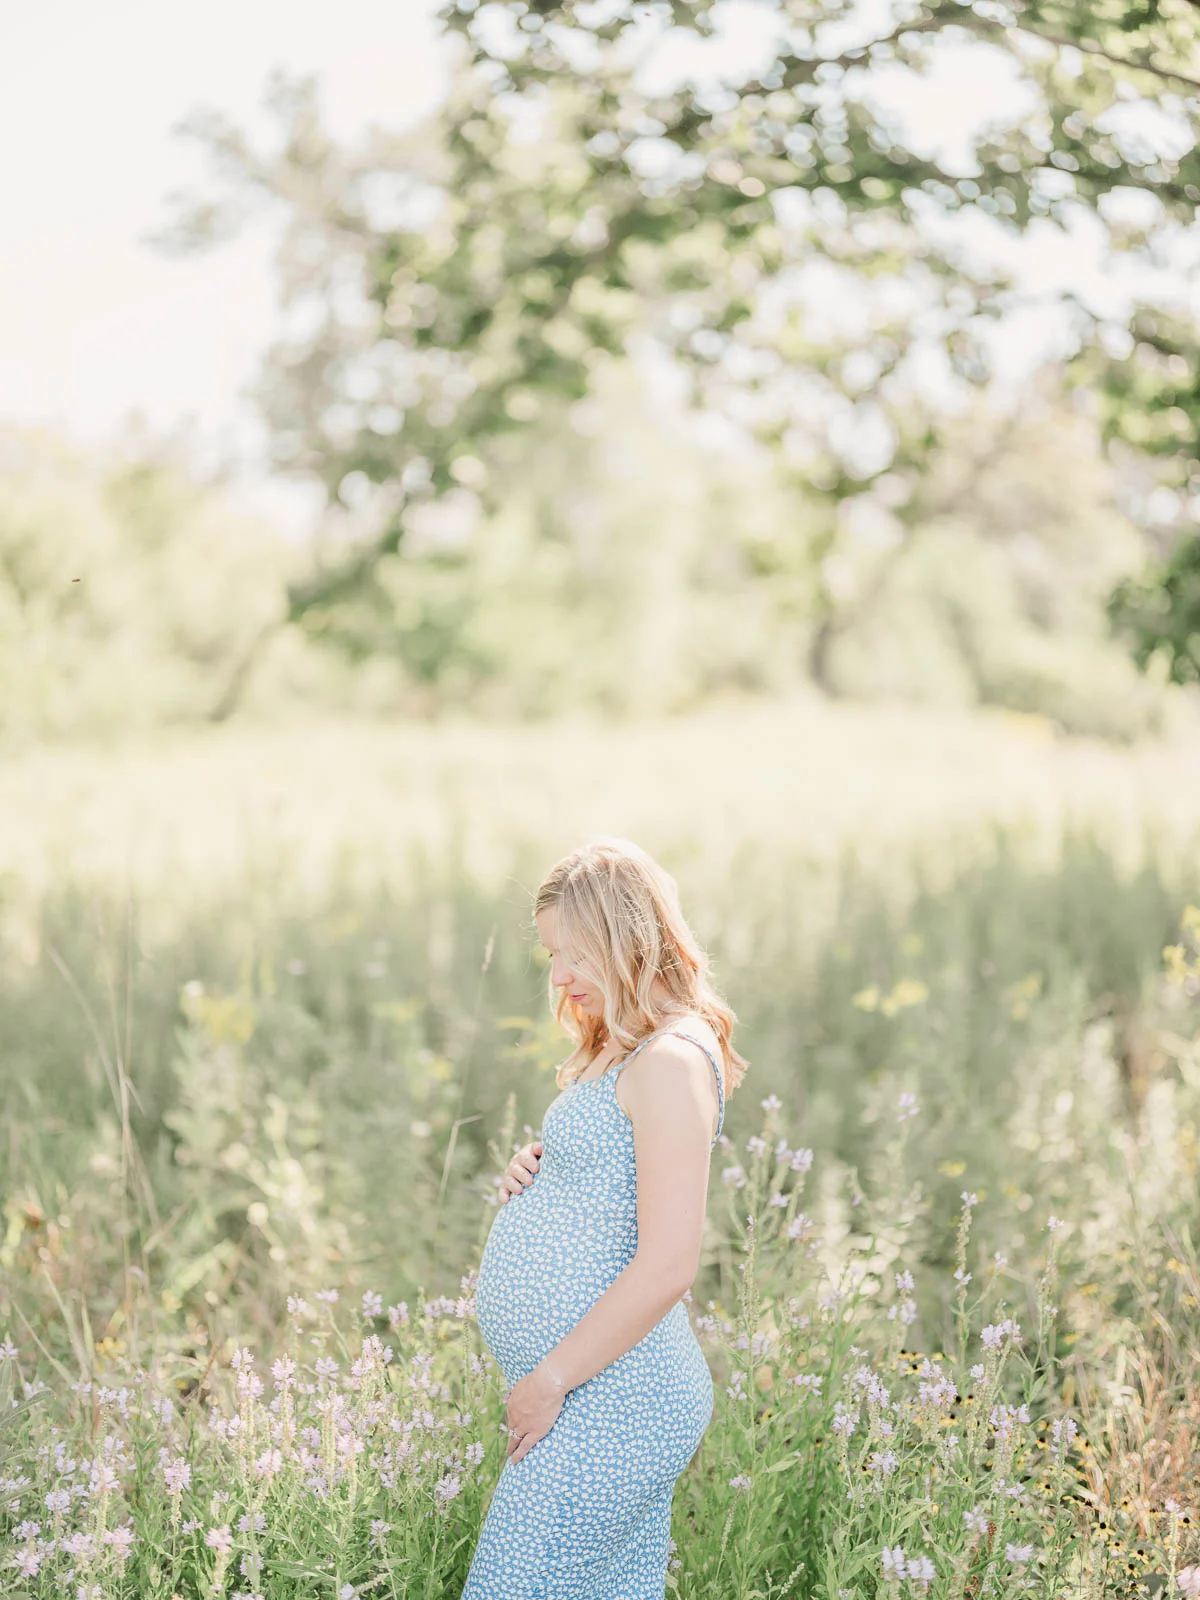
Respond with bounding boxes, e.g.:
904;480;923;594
611;1027;726;1146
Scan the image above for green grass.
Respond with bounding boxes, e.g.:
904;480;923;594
2;704;1200;1596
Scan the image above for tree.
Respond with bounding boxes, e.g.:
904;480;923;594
160;0;1200;688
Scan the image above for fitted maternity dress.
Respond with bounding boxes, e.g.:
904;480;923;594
462;1026;726;1600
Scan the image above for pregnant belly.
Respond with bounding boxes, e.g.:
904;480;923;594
475;1184;636;1382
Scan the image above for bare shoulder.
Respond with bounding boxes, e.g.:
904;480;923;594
617;1016;724;1128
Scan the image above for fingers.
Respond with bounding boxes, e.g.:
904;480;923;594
508;1424;545;1465
514;1145;541;1177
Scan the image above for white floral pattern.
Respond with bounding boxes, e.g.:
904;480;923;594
463;1028;727;1600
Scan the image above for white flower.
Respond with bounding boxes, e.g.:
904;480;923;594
1176;1567;1200;1598
761;1094;782;1114
981;1319;1021;1349
881;1545;907;1579
1006;1543;1034;1565
907;1554;935;1591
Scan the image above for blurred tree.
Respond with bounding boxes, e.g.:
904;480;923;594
158;0;1200;695
0;429;297;743
1109;531;1200;683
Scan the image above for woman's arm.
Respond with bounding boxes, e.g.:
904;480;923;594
503;1034;719;1462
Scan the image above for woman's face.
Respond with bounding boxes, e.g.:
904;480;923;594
536;906;605;1019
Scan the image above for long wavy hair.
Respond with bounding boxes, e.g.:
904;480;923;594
533;836;748;1094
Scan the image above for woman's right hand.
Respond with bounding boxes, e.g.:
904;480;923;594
498;1140;543;1204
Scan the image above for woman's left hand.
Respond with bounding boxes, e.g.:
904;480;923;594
505;1361;568;1463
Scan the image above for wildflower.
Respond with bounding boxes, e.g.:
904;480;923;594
1050;1416;1078;1457
728;1474;752;1491
206;1525;233;1555
964;1507;988;1535
746;1135;769;1159
953;1268;971;1286
1047;1216;1065;1233
236;1370;265;1401
88;1461;120;1496
104;1525;135;1561
316;1288;339;1305
869;1450;898;1476
790;1147;813;1173
981;1319;1021;1349
238;1512;267;1533
161;1457;191;1493
370;1519;391;1545
466;1441;486;1465
286;1296;311;1318
13;1545;41;1576
907;1554;934;1591
230;1346;254;1371
768;1192;788;1207
761;1094;782;1113
785;1214;810;1240
45;1488;71;1514
0;1338;18;1360
896;1092;920;1121
340;1587;356;1600
881;1545;907;1579
1006;1544;1034;1565
271;1355;296;1388
388;1302;410;1328
961;1191;979;1207
722;1166;746;1189
831;1408;857;1439
990;1402;1031;1439
435;1473;462;1503
791;1373;823;1395
362;1290;383;1319
1177;1568;1200;1599
254;1449;283;1480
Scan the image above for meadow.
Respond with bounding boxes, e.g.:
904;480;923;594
2;700;1200;1598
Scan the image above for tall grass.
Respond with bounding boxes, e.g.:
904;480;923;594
2;709;1200;1594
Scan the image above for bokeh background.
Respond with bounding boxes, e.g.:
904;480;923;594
3;0;1200;1425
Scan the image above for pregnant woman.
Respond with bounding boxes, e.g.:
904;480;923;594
462;835;748;1600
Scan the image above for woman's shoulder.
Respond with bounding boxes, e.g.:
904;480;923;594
640;1014;724;1079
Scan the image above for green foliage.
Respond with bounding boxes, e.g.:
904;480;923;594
1110;531;1200;684
3;725;1200;1591
156;0;1200;687
0;430;296;744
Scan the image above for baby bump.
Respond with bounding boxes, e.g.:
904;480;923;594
475;1187;637;1381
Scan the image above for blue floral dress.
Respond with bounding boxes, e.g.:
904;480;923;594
462;1026;727;1600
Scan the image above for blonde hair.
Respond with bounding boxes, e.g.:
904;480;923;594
533;835;749;1094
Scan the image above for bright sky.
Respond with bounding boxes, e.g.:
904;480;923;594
0;0;1177;533
0;0;446;526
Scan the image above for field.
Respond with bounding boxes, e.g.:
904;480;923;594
2;699;1200;1598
